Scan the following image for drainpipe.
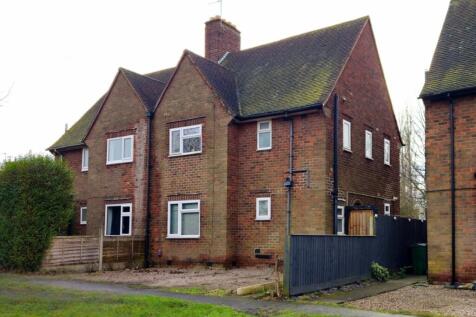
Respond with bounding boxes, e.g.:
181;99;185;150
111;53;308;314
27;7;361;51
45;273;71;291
144;111;154;268
448;93;456;286
283;115;294;297
332;94;339;234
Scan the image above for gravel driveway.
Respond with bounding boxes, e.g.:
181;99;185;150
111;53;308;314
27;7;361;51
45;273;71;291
53;266;275;292
349;283;476;317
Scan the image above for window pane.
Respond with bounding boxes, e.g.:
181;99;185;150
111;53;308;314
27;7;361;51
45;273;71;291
81;208;88;222
183;136;201;153
122;215;130;235
183;126;200;136
258;132;271;149
122;206;131;213
181;212;199;235
169;204;178;234
343;121;351;149
106;206;121;235
337;207;344;217
258;199;269;216
182;202;199;210
171;130;180;153
123;138;132;159
109;139;122;161
82;148;89;169
259;121;270;130
337;219;343;233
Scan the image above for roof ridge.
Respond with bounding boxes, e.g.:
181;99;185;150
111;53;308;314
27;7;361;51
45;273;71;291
228;16;369;56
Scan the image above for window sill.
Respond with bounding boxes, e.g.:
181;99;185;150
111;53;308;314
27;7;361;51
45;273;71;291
167;235;200;239
365;156;374;161
106;160;133;166
384;163;391;167
80;222;87;225
256;218;271;221
169;151;202;158
104;234;132;237
343;148;352;153
257;147;272;152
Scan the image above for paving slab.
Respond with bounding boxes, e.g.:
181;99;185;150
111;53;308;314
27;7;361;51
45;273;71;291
317;276;426;304
30;277;415;317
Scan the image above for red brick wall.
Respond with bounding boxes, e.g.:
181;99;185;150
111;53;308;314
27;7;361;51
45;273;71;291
327;22;401;218
425;94;476;283
61;149;88;235
79;71;149;238
150;56;234;265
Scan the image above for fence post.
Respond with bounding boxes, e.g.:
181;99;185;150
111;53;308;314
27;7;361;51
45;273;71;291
80;237;83;263
98;227;103;272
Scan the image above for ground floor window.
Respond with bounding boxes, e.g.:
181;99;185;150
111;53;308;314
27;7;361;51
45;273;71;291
105;203;132;236
256;197;271;220
168;200;200;238
80;207;88;225
384;203;391;215
337;206;345;235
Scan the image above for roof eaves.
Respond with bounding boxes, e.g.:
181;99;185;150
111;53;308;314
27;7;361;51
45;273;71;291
235;103;323;121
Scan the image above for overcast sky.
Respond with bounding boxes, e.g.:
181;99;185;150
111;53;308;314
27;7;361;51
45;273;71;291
0;0;449;160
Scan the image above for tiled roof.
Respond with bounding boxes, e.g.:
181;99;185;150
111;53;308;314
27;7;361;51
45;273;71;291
187;51;240;115
48;68;174;151
420;0;476;98
50;16;368;150
221;16;368;118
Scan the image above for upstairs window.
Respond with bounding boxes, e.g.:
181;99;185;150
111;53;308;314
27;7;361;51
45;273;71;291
343;120;351;151
256;197;271;220
169;125;202;156
168;200;200;238
257;121;272;150
384;138;391;165
81;148;89;172
105;203;132;236
107;135;133;165
365;130;373;159
384;203;391;215
80;207;88;225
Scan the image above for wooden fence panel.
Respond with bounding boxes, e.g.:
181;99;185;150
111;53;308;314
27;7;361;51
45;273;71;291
289;215;426;295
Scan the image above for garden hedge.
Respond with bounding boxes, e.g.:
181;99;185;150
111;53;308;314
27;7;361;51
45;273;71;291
0;155;74;271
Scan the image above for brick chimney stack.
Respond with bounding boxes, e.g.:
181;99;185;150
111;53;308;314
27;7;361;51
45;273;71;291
205;16;241;62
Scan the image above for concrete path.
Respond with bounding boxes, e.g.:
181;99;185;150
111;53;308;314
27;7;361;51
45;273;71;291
30;278;414;317
317;276;426;304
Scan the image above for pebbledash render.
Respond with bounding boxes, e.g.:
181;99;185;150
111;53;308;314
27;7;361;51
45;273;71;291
420;0;476;283
49;16;401;266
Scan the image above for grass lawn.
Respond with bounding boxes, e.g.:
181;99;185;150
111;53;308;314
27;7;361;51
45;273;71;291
0;274;334;317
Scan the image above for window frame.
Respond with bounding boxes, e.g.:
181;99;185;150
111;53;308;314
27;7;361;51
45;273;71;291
384;203;391;215
365;130;373;159
80;207;88;225
256;197;271;221
104;203;132;236
169;124;203;157
167;200;201;239
106;135;134;165
384;138;391;165
343;120;352;152
337;205;345;235
81;147;89;172
257;120;272;151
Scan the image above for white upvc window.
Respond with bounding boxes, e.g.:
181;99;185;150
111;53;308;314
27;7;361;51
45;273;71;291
105;203;132;236
106;135;133;165
384;203;391;215
365;130;373;159
337;206;345;235
343;120;351;151
81;148;89;172
257;121;272;150
384;138;391;165
168;200;200;238
169;125;202;156
256;197;271;220
80;207;88;225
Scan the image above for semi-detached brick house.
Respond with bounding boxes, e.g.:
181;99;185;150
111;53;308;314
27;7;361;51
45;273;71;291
420;0;476;283
49;16;401;266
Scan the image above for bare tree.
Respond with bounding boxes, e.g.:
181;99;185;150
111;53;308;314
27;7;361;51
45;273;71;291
399;102;426;219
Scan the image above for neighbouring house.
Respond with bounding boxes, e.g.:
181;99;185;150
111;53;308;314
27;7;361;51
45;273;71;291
49;16;401;266
420;0;476;283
